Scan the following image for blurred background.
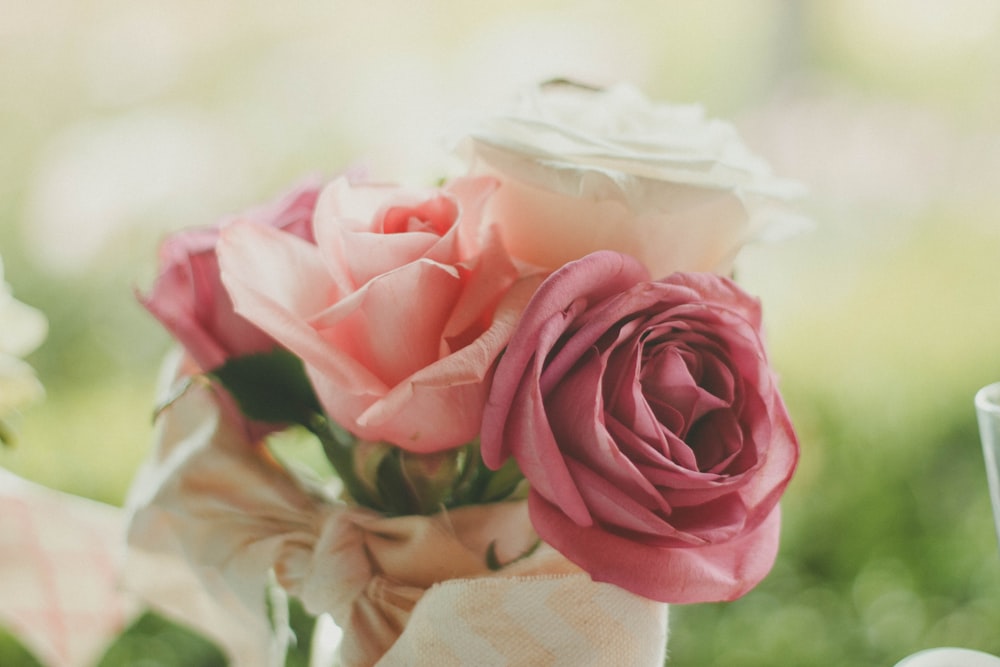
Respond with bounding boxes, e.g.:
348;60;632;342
2;0;1000;665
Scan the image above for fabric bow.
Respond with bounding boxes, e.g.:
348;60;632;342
123;353;669;666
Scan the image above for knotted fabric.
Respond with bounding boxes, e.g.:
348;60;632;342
123;354;669;666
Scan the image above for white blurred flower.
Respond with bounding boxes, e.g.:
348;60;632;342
0;254;47;438
457;82;808;279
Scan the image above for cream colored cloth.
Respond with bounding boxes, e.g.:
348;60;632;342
0;468;140;667
380;573;668;667
123;356;669;666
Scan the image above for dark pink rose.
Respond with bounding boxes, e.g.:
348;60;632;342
141;182;320;372
219;176;537;453
481;250;798;603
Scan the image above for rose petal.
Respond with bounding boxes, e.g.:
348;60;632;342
313;178;456;293
353;276;539;452
529;492;783;603
218;222;386;397
142;182;321;375
484;253;798;603
314;260;462;387
440;224;521;353
545;348;667;514
482;253;646;468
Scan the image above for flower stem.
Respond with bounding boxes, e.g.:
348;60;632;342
307;414;378;509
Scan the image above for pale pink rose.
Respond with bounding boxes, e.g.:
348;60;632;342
481;250;798;603
219;176;535;453
458;82;805;279
141;182;321;372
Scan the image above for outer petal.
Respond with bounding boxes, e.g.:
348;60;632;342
484;251;798;604
141;181;321;374
529;491;782;603
218;221;387;401
313;178;458;291
477;164;750;279
482;251;649;466
141;228;276;373
349;274;540;452
459;83;807;279
225;176;533;452
309;259;463;387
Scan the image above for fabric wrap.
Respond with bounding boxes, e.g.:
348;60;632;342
0;469;140;667
122;354;669;666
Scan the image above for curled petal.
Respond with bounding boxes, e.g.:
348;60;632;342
530;493;783;603
483;250;798;601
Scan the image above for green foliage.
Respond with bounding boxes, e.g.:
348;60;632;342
665;388;1000;667
0;627;43;667
210;349;323;427
284;597;320;667
86;602;318;667
96;613;226;667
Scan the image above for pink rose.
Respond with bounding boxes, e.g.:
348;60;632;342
481;251;798;603
219;176;536;453
141;182;321;372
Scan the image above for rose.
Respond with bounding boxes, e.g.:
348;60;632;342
481;251;798;603
458;82;804;279
141;182;321;373
219;175;537;453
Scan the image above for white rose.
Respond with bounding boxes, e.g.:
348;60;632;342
456;81;805;278
0;254;47;435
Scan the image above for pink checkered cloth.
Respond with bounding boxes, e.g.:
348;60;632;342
0;469;140;667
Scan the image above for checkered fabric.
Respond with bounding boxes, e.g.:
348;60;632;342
0;469;140;667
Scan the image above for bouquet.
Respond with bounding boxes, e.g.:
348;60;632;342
124;81;802;666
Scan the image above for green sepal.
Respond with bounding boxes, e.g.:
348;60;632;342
399;448;465;515
480;456;526;502
451;442;526;506
210;349;322;426
373;450;414;516
353;440;397;507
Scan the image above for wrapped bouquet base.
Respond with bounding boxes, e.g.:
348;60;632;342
124;355;668;666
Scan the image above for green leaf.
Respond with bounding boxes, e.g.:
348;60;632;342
96;612;225;667
481;455;526;502
210;349;323;426
284;596;320;667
